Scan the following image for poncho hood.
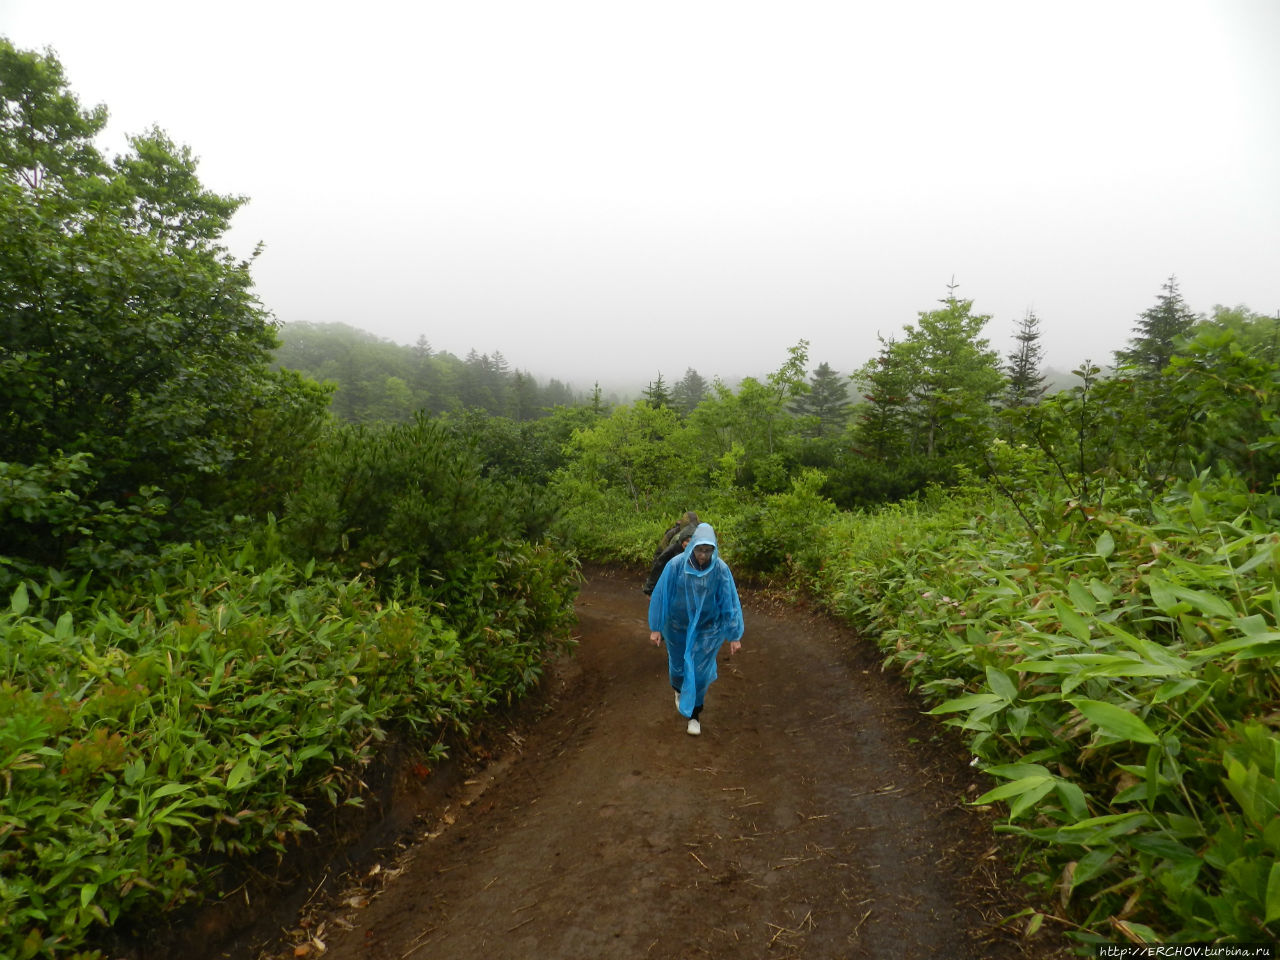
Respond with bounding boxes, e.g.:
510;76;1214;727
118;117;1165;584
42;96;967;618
682;522;719;577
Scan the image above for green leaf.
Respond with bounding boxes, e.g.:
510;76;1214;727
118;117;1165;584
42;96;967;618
122;757;145;787
1189;491;1207;525
226;756;252;791
984;763;1052;781
974;775;1054;806
1067;579;1097;615
1008;778;1057;818
1260;860;1280;924
1055;780;1090;820
1053;811;1153;845
1167;584;1235;620
1068;699;1160;745
1070;847;1115;891
1053;597;1092;642
149;781;191;801
10;582;29;616
927;693;1005;714
1147;576;1184;616
1088;579;1115;605
1095;530;1115;559
985;666;1018;704
1196;631;1280;659
89;787;114;821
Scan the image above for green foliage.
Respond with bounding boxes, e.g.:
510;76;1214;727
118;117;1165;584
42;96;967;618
809;474;1280;944
719;468;837;578
0;39;107;190
552;402;696;521
0;542;576;959
1115;275;1199;377
271;322;581;422
850;335;914;460
1004;309;1048;409
641;372;672;409
670;368;708;415
0;40;329;582
682;342;812;495
820;448;957;510
790;361;850;438
1166;326;1280;489
0;456;169;588
850;289;1005;492
281;415;548;588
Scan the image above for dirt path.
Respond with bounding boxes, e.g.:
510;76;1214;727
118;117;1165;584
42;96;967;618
242;569;1066;960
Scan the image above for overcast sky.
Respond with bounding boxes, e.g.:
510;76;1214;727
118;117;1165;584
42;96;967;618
5;1;1279;389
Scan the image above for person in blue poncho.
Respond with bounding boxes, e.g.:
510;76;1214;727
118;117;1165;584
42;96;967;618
647;522;744;736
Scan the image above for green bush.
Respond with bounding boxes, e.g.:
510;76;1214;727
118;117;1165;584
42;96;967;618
809;475;1280;944
0;540;577;960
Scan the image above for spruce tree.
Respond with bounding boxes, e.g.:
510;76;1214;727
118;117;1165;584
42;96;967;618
1005;309;1048;407
671;367;707;414
792;361;850;436
642;373;671;409
853;337;913;459
1115;276;1198;376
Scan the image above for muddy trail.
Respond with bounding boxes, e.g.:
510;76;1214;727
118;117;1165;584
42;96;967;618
196;568;1069;960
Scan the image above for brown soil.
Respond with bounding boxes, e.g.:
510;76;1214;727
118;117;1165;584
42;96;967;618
186;567;1072;960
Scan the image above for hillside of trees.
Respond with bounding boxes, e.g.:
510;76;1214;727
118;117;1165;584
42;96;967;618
3;37;1279;957
273;322;583;421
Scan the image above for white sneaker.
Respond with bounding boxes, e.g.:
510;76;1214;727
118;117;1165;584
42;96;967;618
686;719;701;736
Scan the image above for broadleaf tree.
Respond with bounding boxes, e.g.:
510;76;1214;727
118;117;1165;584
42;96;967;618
0;39;329;580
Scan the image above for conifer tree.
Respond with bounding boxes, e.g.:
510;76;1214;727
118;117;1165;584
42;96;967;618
899;286;1004;458
671;367;707;414
642;373;671;409
1115;276;1198;376
1005;309;1048;407
853;337;913;459
792;361;850;436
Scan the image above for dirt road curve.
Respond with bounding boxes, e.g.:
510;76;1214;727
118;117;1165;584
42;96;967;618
241;568;1066;960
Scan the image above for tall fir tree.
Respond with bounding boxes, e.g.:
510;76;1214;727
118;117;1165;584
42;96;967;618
792;361;850;436
671;367;708;415
642;373;671;409
1005;309;1048;407
1115;276;1198;377
852;337;913;459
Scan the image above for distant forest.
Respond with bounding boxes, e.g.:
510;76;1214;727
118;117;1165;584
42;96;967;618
272;322;585;421
273;318;1086;425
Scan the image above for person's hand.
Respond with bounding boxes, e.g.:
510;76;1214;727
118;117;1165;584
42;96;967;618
650;631;663;646
728;640;741;655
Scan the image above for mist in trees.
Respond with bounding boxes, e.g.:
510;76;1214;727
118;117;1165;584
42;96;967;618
5;36;1276;587
271;322;581;422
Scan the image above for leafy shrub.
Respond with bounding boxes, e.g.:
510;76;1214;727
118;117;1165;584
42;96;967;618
809;474;1280;944
0;541;576;960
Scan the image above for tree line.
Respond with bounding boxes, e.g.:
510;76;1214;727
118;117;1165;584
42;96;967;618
273;322;582;422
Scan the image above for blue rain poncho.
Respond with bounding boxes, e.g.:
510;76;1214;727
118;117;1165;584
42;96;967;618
647;523;744;718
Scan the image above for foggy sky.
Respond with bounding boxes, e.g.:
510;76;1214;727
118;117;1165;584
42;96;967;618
5;0;1279;390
